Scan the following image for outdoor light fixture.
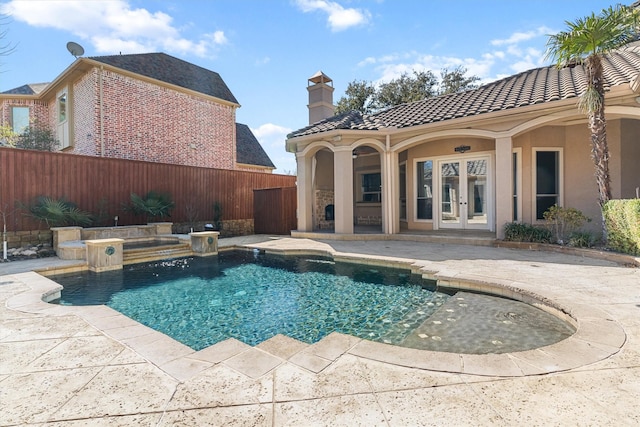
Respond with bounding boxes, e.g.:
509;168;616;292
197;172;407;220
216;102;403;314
455;145;471;153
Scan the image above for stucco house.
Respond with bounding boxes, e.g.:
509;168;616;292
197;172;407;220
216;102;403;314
286;46;640;239
1;52;275;172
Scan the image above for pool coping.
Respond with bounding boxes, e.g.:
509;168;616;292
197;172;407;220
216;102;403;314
4;243;626;380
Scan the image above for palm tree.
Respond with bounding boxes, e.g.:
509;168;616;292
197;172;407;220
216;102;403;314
546;5;640;240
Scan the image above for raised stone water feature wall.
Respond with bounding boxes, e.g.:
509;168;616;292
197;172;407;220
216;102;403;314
51;223;219;272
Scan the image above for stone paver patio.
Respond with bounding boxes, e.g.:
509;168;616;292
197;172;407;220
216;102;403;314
1;236;639;426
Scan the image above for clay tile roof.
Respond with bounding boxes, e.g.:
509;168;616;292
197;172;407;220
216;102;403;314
90;52;239;105
288;45;640;139
235;123;275;169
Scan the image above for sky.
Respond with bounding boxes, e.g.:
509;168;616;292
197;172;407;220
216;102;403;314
0;0;620;174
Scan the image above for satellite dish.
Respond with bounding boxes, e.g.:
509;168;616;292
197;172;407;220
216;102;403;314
66;41;85;58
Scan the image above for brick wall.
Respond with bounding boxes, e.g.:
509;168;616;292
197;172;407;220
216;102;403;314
2;65;240;171
69;68;237;169
0;99;49;131
72;70;98;155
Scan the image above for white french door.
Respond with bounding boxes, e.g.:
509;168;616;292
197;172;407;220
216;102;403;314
438;155;491;230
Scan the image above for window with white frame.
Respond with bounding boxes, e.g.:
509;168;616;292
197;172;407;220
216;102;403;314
534;149;562;220
57;88;70;149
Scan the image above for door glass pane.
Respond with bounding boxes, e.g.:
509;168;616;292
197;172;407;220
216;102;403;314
441;162;460;224
416;161;432;220
467;159;487;225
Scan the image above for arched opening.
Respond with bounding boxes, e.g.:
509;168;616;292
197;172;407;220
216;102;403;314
352;145;383;233
312;148;335;231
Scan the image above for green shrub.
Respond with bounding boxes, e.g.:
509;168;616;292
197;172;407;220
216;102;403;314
213;201;223;230
603;199;640;255
15;120;59;151
125;191;175;221
568;231;596;248
503;222;552;243
543;205;590;245
23;196;93;227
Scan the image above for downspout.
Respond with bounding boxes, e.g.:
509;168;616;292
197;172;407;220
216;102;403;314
99;65;105;156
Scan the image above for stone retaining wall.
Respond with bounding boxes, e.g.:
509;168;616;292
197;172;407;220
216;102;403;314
172;219;254;237
2;230;53;249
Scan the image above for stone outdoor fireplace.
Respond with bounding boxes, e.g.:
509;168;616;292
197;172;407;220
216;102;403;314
314;189;334;230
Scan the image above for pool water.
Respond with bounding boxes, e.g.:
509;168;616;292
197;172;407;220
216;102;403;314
51;250;450;350
50;250;576;353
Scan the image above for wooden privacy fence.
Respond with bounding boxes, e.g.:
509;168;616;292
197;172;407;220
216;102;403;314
253;187;297;235
0;147;297;232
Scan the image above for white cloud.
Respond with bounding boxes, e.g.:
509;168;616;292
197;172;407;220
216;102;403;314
210;31;228;45
367;52;496;85
251;123;295;174
294;0;370;32
357;56;377;67
255;56;271;66
490;26;552;46
252;123;291;145
1;0;227;57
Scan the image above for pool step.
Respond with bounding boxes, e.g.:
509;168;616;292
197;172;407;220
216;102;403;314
123;243;194;264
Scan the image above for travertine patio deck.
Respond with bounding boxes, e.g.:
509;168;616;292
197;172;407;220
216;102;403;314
1;235;639;426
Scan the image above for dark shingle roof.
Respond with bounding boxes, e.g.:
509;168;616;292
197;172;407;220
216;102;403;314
288;45;640;139
236;123;275;169
2;83;49;95
90;53;239;104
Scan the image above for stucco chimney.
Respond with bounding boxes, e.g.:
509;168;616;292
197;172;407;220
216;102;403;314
307;71;334;125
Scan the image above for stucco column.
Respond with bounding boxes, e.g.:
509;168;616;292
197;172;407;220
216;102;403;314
495;136;513;239
334;147;354;234
296;152;314;232
382;149;399;234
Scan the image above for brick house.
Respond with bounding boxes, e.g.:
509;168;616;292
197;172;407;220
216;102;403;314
0;53;275;172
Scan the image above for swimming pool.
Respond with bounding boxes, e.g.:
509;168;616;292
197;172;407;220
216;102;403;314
49;250;575;353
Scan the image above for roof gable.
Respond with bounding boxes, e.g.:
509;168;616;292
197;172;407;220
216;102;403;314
90;52;239;105
289;45;640;138
2;83;49;95
236;123;275;169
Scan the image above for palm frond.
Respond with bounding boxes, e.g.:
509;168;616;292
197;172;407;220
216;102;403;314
545;5;640;67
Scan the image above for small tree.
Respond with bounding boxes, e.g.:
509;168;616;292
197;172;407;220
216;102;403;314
126;191;175;222
438;66;481;95
0;125;18;147
15;120;59;151
373;70;438;111
543;205;591;245
334;80;376;115
546;5;640;242
22;196;93;228
335;68;481;115
0;13;17;64
212;201;223;230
